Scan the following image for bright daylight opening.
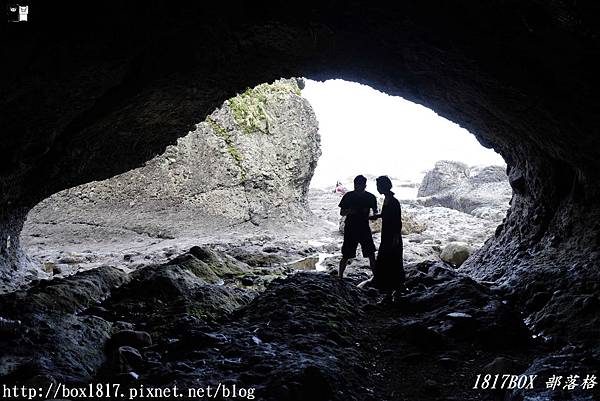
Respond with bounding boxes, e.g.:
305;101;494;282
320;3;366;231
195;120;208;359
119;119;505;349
304;79;510;272
303;79;505;193
20;77;512;284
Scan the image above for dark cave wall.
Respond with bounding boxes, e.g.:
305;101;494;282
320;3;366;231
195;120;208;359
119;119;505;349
0;207;31;276
2;0;600;291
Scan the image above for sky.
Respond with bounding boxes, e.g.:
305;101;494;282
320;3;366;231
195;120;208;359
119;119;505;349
301;79;505;188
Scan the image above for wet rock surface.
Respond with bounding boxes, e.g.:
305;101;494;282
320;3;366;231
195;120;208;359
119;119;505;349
3;5;600;331
4;245;587;400
2;10;600;393
0;266;128;384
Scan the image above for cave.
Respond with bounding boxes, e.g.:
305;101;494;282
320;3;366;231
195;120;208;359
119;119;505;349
2;1;600;400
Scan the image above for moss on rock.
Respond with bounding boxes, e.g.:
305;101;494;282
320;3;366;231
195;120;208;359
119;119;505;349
206;117;231;142
228;79;301;134
206;117;247;180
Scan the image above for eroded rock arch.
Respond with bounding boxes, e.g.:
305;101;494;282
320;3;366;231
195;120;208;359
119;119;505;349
3;1;600;324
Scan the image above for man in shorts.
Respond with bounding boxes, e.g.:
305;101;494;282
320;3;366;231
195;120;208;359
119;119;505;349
338;175;378;278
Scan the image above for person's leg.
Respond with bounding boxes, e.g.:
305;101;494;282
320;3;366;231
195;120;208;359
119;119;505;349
340;231;358;279
368;254;376;270
338;256;349;279
360;230;377;284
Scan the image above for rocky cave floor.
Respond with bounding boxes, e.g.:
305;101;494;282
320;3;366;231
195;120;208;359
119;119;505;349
15;185;498;292
2;247;598;401
2;190;599;400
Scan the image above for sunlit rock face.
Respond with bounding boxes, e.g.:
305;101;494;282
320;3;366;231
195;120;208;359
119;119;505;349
417;161;511;219
2;1;600;341
28;78;320;231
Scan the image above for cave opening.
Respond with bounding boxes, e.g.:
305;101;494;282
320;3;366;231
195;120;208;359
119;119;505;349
3;2;600;397
302;78;511;272
15;77;510;290
304;79;506;189
5;76;530;400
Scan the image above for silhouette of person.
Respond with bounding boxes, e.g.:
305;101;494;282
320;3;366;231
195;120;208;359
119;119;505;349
371;176;405;291
338;175;378;278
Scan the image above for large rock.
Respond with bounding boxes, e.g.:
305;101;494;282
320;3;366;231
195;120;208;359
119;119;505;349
401;211;427;235
440;242;474;268
0;266;129;383
28;79;320;230
418;161;470;197
417;161;511;220
470;165;507;184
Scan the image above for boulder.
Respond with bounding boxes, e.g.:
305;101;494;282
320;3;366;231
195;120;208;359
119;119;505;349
113;346;143;372
440;242;474;267
110;330;152;350
418;161;470;197
416;161;511;221
470;165;507;184
27;78;321;230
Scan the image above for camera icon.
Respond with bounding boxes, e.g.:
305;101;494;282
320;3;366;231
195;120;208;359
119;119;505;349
7;4;28;22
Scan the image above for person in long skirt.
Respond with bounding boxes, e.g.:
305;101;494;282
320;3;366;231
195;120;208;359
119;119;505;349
370;176;405;291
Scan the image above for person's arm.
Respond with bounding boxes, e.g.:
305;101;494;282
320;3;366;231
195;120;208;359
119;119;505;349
339;194;353;216
340;208;355;216
369;195;380;219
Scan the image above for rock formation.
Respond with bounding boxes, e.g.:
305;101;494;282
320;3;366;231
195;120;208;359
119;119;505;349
2;2;600;398
417;161;511;220
29;78;319;228
3;3;600;310
440;242;475;268
418;161;471;198
9;79;320;288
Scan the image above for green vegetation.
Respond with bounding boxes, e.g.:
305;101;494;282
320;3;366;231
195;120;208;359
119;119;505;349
228;79;301;134
206;117;247;180
205;79;300;180
206;117;231;141
227;146;242;164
